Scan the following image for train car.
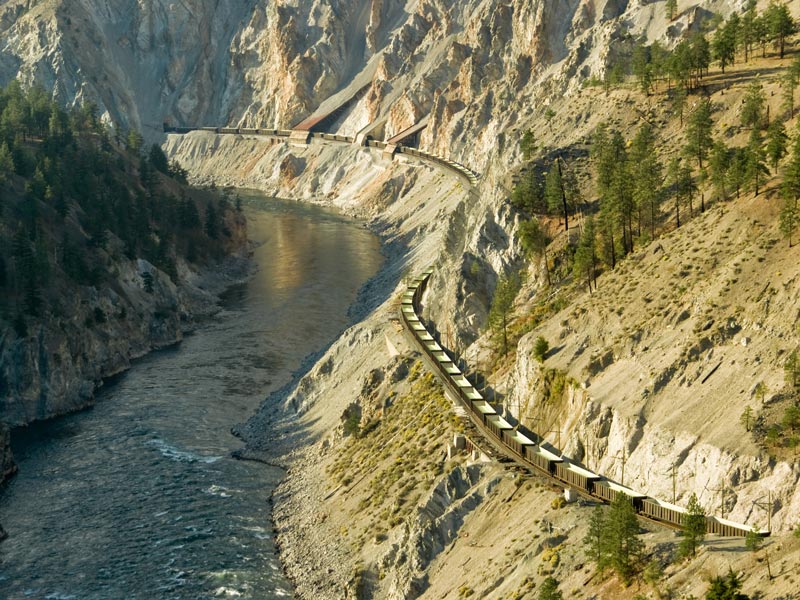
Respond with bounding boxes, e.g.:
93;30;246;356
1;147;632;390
706;516;766;537
219;127;239;134
200;127;219;133
503;429;535;458
471;400;495;424
485;414;513;440
463;387;482;402
593;480;646;510
640;498;686;527
525;445;563;475
239;128;258;135
554;462;601;494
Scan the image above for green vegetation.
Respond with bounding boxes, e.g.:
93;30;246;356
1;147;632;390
537;576;563;600
0;80;237;331
326;363;463;540
744;528;763;552
582;494;645;585
533;335;549;363
680;493;707;559
489;272;521;355
704;569;750;600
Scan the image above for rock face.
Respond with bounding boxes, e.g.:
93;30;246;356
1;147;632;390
0;0;716;148
0;212;248;429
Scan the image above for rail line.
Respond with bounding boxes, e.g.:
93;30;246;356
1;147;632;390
401;271;768;538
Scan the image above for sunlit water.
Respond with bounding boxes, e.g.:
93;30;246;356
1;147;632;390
0;193;383;599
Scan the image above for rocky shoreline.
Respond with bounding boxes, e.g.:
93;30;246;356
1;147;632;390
0;218;253;539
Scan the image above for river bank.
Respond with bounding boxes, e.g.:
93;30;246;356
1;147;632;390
164;132;495;598
0;195;384;598
0;206;251;543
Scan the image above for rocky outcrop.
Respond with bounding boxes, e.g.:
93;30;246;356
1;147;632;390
0;212;248;429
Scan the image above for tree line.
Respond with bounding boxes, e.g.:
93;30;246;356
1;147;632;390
0;81;238;334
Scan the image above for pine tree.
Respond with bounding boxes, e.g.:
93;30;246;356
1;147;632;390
573;216;598;291
728;148;748;199
630;123;662;239
766;120;788;170
705;569;750;600
0;141;13;183
489;273;520;355
680;492;707;559
785;350;799;390
744;128;769;196
544;159;570;231
520;129;536;161
603;493;645;585
709;139;730;201
779;192;798;246
741;82;766;130
781;70;798;119
766;1;796;59
686;98;714;169
538;576;563;600
518;218;551;285
583;505;607;567
665;0;678;21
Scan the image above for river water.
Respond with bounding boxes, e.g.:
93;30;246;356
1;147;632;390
0;193;383;599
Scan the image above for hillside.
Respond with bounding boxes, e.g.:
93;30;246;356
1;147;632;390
0;84;249;494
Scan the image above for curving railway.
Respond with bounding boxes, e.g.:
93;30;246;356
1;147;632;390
401;272;768;538
164;122;766;538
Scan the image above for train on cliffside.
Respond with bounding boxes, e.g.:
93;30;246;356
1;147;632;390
401;269;768;538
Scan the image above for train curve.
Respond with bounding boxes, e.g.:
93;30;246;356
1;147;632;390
401;271;768;539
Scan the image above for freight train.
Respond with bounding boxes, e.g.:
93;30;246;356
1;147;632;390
401;269;768;538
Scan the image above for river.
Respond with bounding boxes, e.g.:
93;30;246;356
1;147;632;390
0;193;383;599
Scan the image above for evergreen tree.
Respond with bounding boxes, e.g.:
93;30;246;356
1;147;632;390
686;98;714;169
680;492;707;559
712;20;737;74
781;70;798;119
545;158;570;231
603;493;645;585
689;32;711;86
779;192;798;246
765;119;788;170
583;505;607;567
538;576;563;600
518;218;551;285
665;0;678;21
728;148;748;198
671;85;688;126
632;42;652;95
573;216;598;291
0;141;13;183
149;143;170;174
741;5;757;62
489;273;520;355
709;139;730;201
766;1;796;59
630;123;662;239
741;82;766;130
785;130;800;201
705;569;750;600
744;128;769;195
520;129;536;161
785;350;799;390
126;129;144;155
